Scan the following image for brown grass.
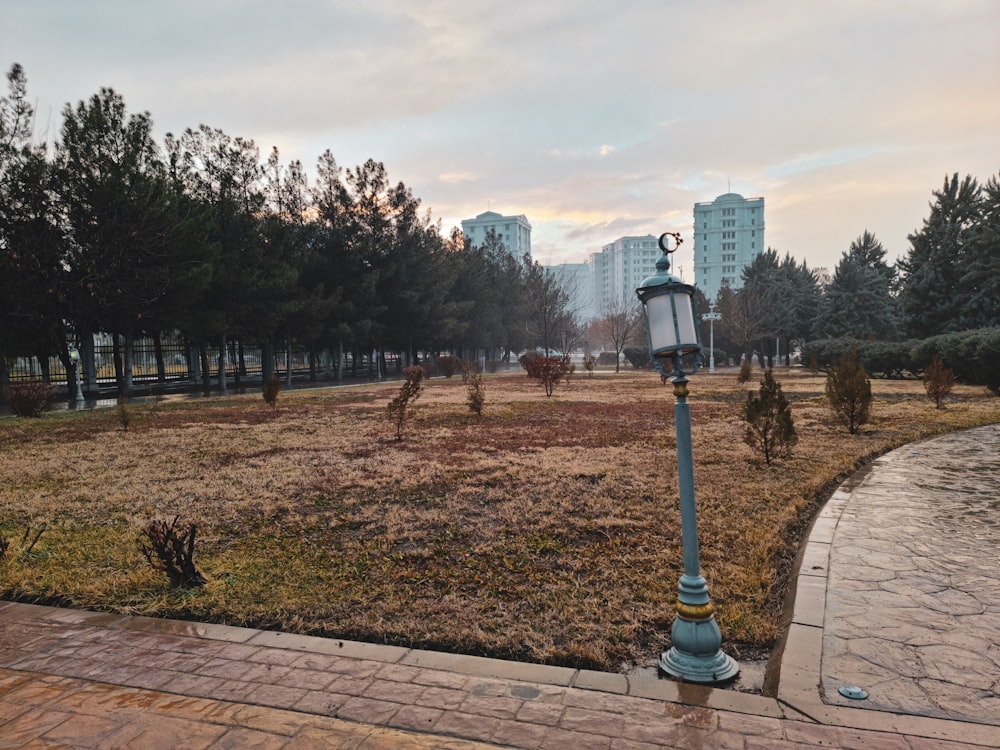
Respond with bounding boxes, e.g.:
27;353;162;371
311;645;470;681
1;368;998;672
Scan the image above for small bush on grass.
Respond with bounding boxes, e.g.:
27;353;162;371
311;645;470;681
738;359;753;384
923;355;955;409
140;516;207;588
464;363;486;415
743;369;797;465
263;374;281;409
388;365;426;440
522;356;568;397
826;346;872;434
623;347;651;370
4;382;55;417
583;355;596;377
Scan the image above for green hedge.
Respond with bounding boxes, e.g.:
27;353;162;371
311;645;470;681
801;329;1000;392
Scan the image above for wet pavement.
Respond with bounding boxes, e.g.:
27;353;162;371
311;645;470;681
1;424;999;748
819;424;1000;724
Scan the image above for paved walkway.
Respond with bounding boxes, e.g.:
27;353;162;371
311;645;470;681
2;425;999;748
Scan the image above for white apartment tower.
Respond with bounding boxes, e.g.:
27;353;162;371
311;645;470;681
693;193;764;303
461;210;532;259
590;235;662;315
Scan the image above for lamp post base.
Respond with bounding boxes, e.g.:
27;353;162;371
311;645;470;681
659;614;740;684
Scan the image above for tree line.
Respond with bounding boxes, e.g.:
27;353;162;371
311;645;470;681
708;171;1000;366
0;64;577;394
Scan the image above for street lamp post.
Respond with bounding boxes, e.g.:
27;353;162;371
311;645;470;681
703;310;721;373
68;344;84;404
635;232;739;684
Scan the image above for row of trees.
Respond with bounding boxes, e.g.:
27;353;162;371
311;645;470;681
709;171;1000;366
0;64;579;394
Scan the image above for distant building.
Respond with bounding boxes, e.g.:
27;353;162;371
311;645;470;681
461;210;532;259
693;193;764;303
541;236;661;328
590;235;662;316
548;262;595;323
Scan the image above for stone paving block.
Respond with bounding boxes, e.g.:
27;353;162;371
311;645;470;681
460;693;525;719
212;726;290;750
362;677;428;705
559;705;626;737
0;707;75;749
386;703;443;733
834;727;912;750
249;682;309;710
292;688;347;716
95;714;229;750
292;651;381;678
275;666;337;691
415;685;469;711
620;717;682;745
540;726;613;749
326;673;375;696
491;718;551;748
716;710;784;738
39;713;123;746
432;710;502;743
515;699;565;726
336;695;402;725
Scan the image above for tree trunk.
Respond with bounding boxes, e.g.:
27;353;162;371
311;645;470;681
217;335;228;395
154;332;166;383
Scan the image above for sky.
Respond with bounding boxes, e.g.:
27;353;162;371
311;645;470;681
3;0;999;277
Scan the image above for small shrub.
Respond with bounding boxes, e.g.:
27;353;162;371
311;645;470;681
0;524;45;564
622;347;651;370
464;363;486;415
3;382;55;417
742;369;797;465
117;398;132;431
923;355;955;409
140;516;207;588
826;346;872;434
263;374;281;409
564;360;576;381
436;355;461;378
388;365;426;440
737;359;753;384
583;355;596;377
519;350;543;372
523;356;568;397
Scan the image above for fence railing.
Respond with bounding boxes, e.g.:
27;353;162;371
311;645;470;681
3;334;365;392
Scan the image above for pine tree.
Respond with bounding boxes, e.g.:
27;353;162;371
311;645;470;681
742;368;797;464
814;231;899;340
825;346;873;434
899;174;982;338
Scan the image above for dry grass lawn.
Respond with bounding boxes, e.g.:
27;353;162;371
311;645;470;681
2;367;998;672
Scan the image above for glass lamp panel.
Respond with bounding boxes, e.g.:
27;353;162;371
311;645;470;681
672;289;698;349
645;293;680;351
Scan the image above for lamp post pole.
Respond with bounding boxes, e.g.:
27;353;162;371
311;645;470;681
703;311;721;373
636;233;739;685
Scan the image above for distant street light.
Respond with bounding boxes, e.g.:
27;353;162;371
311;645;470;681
635;232;739;684
703;310;722;373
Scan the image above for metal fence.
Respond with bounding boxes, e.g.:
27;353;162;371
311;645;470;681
4;334;318;390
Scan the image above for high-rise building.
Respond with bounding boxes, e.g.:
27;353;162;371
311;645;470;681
693;193;764;303
461;210;532;258
588;235;662;316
